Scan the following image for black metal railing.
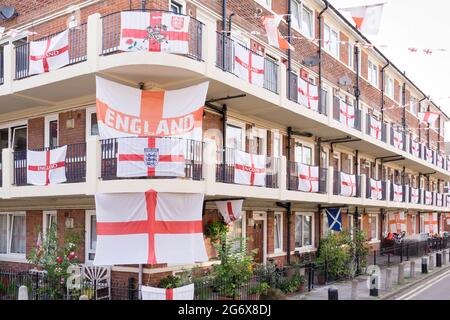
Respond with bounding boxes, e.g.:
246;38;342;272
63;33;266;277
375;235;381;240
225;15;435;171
332;97;361;131
14;25;87;80
100;137;203;181
101;10;203;61
286;71;327;115
216;148;279;188
216;32;279;94
13;143;86;186
333;171;361;197
0;46;4;85
286;161;327;193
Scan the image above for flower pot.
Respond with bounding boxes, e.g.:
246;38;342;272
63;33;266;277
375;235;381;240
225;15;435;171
298;283;305;292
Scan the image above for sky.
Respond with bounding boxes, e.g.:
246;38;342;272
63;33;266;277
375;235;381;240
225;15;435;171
328;0;450;141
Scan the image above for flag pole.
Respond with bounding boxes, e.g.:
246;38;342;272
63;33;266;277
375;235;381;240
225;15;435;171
138;264;143;300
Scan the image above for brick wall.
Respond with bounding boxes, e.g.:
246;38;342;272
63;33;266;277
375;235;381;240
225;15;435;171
59;109;86;145
26;210;43;256
28;117;45;149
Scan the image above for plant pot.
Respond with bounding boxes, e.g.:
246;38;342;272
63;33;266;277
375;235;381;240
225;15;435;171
298;283;305;292
317;273;326;285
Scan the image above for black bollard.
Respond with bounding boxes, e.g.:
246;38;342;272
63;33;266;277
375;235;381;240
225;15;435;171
328;287;338;300
421;257;428;274
436;253;442;267
369;274;379;297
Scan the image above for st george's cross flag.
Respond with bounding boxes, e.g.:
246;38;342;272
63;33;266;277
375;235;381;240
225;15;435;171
29;30;69;75
418;112;439;126
341;3;384;37
340;172;356;197
27;146;67;186
425;191;433;205
93;190;208;265
117;137;186;178
424;212;438;235
411;139;420;158
261;15;293;51
233;42;264;87
393;184;403;202
216;199;244;224
411;187;420;204
141;283;194;300
369;116;382;140
393;130;404;150
425;146;434;164
339;99;355;128
369;178;382;200
325;208;342;232
297;77;319;112
298;163;319;193
437;153;444;168
234;150;266;187
388;212;406;234
119;11;190;53
96;77;208;140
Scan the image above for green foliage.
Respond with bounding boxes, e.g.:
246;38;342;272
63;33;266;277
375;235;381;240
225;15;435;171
248;282;270;295
279;274;306;294
205;221;229;243
354;229;370;271
259;288;287;300
316;230;354;279
211;235;256;297
158;275;184;289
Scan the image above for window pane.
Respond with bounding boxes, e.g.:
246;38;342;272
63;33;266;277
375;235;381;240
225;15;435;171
0;129;8;149
273;135;280;158
49;120;58;149
274;214;281;250
226;125;242;150
302;7;313;37
294;215;302;247
295;143;302;162
324;25;330;50
91;113;99;136
10;215;25;254
291;1;301;30
0;215;7;254
303;146;312;165
331;31;338;56
12;127;27;151
370;216;377;239
90;215;97;251
303;216;312;246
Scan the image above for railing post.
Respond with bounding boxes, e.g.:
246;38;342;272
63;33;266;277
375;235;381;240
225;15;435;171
202;140;217;193
87;13;102;70
279;156;287;198
1;43;13;89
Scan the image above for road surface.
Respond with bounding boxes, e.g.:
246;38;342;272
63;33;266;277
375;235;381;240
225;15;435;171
395;270;450;300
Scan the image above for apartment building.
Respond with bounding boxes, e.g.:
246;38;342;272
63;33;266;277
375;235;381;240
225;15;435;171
0;0;449;284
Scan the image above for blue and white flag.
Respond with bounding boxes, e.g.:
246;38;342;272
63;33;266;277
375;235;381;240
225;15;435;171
325;208;342;232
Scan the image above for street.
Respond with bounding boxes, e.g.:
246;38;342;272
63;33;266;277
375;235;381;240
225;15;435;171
395;271;450;300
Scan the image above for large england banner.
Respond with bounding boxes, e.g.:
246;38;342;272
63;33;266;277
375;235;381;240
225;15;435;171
96;77;208;140
27;146;67;186
29;30;69;75
120;11;190;53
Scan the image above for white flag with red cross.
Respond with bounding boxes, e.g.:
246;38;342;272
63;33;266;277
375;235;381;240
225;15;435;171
117;137;186;178
393;130;403;150
141;283;194;300
96;77;207;140
341;3;384;36
261;15;294;51
424;212;438;235
369;178;382;200
297;77;319;112
393;184;403;202
388;212;406;234
27;146;67;186
369;116;382;140
418;112;439;126
29;30;69;75
298;163;319;193
340;172;356;197
234;150;266;187
233;43;264;87
93;189;208;265
425;146;434;164
437;153;444;168
339;100;355;128
120;11;190;54
436;193;443;206
216;199;244;224
425;191;433;205
411;187;420;204
411;139;420;158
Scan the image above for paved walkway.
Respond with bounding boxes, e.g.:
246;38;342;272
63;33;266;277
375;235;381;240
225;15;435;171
288;253;450;300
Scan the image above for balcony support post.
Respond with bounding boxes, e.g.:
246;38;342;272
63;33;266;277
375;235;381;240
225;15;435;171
87;13;102;69
1;148;13;199
85;135;100;195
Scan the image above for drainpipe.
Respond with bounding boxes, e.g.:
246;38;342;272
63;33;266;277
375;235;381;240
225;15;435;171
354;46;360;110
222;0;227;70
227;13;235;36
287;127;292;189
427;103;431;146
438;114;441;152
380;62;390;122
317;1;329;115
402;83;406;131
140;0;146;10
276;202;292;265
355;150;359;196
287;0;292;73
418;97;427;145
222;104;227;180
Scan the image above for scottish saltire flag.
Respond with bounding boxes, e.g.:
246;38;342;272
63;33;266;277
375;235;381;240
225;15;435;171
325;208;342;231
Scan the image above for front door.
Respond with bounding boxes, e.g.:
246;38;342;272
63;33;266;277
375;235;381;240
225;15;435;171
252;220;264;263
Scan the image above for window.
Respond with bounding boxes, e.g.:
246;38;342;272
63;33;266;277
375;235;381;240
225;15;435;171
86;107;99;137
249;127;267;155
410;97;416;115
274;213;283;253
271;131;281;158
257;0;272;9
226;123;245;150
411;215;417;234
0;213;26;256
11;125;27;151
45;115;58;148
385;76;393;97
43;211;57;237
227;212;245;252
0;128;8;150
324;23;339;57
169;1;183;14
368;60;378;86
294;142;312;165
348;43;354;68
348;214;354;239
294;214;313;248
291;1;314;38
369;214;378;241
85;211;97;262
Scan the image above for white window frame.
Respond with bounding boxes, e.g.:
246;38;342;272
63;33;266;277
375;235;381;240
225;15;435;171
411;214;417;234
0;212;26;260
385;76;394;98
86;106;98;138
324;23;339;58
226;119;246;151
294;140;314;165
169;0;186;14
368;213;379;242
44;114;59;148
248;127;267;155
273;212;283;253
410;96;416;115
348;42;354;68
42;211;57;238
256;0;272;10
294;212;314;251
271;130;282;158
368;60;378;87
0;120;27;150
85;210;97;264
291;0;314;39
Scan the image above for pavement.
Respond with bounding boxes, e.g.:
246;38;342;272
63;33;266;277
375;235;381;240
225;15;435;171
288;252;450;300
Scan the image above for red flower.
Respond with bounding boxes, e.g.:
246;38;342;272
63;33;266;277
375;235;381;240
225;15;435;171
57;257;63;264
126;39;134;45
67;252;76;260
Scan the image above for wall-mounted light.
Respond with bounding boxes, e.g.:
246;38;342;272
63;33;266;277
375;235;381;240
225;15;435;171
247;217;255;228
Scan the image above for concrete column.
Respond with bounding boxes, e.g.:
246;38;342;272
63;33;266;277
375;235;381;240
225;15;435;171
279;60;286;105
350;279;359;300
86;13;102;71
196;8;218;75
1;148;13;199
360;174;367;202
385;268;393;290
2;43;13;91
409;261;416;278
442;250;448;266
18;285;28;300
85;135;100;195
203;140;217;194
398;262;405;285
327;166;334;201
279;156;287;200
428;254;434;270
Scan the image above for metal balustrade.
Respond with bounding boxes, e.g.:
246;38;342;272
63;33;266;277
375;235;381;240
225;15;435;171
100;137;203;181
216;147;279;188
332;97;361;131
332;171;361;197
216;32;279;94
286;71;327;115
13;143;86;186
365;177;386;200
286;161;327;193
365;114;387;142
389;126;406;151
14;24;87;80
101;9;203;61
389;182;406;202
